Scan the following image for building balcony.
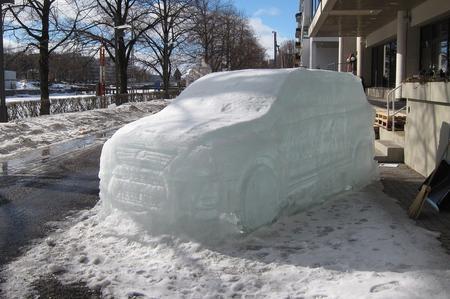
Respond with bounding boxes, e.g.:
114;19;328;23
296;27;302;38
296;12;302;23
303;26;309;39
295;41;301;48
308;0;428;37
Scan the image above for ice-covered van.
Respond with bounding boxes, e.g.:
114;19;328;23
99;69;376;233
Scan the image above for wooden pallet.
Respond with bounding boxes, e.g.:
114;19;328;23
374;110;406;130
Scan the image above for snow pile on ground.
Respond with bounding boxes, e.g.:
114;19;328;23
0;100;169;159
100;69;376;234
2;184;450;298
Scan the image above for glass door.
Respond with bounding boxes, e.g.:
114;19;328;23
371;40;397;88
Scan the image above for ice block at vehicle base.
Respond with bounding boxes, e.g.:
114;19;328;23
99;68;377;235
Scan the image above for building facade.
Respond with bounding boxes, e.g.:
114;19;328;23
295;0;339;70
305;0;450;176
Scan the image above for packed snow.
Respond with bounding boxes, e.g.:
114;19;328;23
2;183;450;298
0;100;169;159
100;69;377;234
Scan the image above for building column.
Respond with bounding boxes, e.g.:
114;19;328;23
396;10;407;98
338;37;344;72
309;37;315;69
356;37;363;77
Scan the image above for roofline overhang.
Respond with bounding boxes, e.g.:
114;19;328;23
308;0;338;38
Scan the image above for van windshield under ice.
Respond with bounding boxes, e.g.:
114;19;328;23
160;69;293;121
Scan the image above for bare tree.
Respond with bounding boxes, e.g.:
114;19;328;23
218;9;266;70
79;0;157;102
218;6;239;70
278;40;296;68
140;0;192;97
7;0;84;115
190;0;227;71
189;1;266;72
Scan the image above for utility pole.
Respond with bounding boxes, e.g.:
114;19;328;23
272;31;277;68
0;0;14;123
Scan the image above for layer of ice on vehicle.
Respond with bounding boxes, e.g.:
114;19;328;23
99;69;377;236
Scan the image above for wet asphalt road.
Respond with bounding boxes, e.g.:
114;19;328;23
0;141;104;268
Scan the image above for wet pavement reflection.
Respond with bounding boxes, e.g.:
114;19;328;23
0;130;114;266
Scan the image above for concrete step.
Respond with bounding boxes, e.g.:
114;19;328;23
374;140;404;163
379;127;405;147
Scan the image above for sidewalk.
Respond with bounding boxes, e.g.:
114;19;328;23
379;164;450;254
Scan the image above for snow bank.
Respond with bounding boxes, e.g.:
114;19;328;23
0;101;169;159
100;69;377;235
2;185;450;298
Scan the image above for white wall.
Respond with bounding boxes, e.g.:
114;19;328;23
303;0;312;24
366;0;450;48
403;82;450;176
366;20;396;48
411;0;450;27
313;42;338;70
301;39;311;68
300;0;312;68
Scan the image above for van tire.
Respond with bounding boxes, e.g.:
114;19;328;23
240;164;280;231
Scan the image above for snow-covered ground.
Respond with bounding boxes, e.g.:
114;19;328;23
2;183;449;298
1;71;448;298
0;100;169;159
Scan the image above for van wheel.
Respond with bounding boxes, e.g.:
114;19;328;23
240;164;280;231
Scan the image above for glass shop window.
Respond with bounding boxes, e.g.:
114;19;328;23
420;18;449;75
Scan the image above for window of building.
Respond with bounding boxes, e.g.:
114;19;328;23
371;41;397;88
312;0;321;17
420;17;449;75
303;26;309;39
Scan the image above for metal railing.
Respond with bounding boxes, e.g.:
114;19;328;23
6;90;181;121
386;84;407;132
324;62;353;72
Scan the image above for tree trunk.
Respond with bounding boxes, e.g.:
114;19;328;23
119;62;127;98
39;46;50;115
39;2;51;115
162;46;170;99
118;38;128;104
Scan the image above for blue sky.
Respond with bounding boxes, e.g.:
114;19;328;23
232;0;299;57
